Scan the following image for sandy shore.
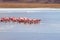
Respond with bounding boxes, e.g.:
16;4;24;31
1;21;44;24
0;3;60;8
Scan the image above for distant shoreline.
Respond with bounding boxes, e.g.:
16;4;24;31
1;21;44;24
0;3;59;8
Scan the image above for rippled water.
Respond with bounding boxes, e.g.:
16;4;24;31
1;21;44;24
0;9;60;40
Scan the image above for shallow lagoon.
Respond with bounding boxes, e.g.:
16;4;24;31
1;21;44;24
0;9;60;40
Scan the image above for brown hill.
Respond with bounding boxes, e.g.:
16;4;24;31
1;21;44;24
0;3;60;8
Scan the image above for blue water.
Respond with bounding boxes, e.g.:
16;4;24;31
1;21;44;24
0;10;60;40
0;32;60;40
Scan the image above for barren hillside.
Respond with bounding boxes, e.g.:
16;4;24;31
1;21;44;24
0;3;60;8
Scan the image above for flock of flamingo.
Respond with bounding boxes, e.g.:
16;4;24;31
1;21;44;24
0;17;41;24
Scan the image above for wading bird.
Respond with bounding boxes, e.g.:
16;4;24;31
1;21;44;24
0;17;41;24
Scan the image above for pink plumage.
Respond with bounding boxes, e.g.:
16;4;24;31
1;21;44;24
0;17;41;24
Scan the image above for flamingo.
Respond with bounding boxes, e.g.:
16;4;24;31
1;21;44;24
3;17;10;22
23;17;30;24
0;17;6;22
17;17;25;23
0;17;41;24
33;19;40;24
16;17;22;23
28;19;33;24
9;17;17;22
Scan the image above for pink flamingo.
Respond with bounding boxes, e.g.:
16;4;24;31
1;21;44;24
9;17;17;22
